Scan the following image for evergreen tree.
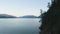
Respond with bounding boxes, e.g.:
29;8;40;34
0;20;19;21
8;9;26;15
40;0;60;34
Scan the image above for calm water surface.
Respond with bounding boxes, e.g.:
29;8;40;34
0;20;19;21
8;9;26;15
0;18;41;34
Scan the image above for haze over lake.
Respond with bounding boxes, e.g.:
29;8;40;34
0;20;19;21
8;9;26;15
0;18;41;34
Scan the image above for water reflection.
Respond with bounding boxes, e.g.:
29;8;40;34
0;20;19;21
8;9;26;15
0;18;41;34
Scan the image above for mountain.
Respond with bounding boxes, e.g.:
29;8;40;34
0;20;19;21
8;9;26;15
19;15;38;18
0;14;17;18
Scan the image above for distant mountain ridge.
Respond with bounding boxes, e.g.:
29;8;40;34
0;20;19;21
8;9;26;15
0;14;16;18
19;15;38;18
0;14;41;18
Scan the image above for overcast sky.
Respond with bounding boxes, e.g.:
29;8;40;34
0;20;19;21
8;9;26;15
0;0;51;17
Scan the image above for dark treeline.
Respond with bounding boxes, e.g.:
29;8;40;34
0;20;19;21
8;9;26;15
39;0;60;34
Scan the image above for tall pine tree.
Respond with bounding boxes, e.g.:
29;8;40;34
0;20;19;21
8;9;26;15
40;0;60;34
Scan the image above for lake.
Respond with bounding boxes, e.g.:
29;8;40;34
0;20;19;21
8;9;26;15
0;18;41;34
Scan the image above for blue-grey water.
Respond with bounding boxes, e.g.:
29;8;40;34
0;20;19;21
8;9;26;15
0;18;41;34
